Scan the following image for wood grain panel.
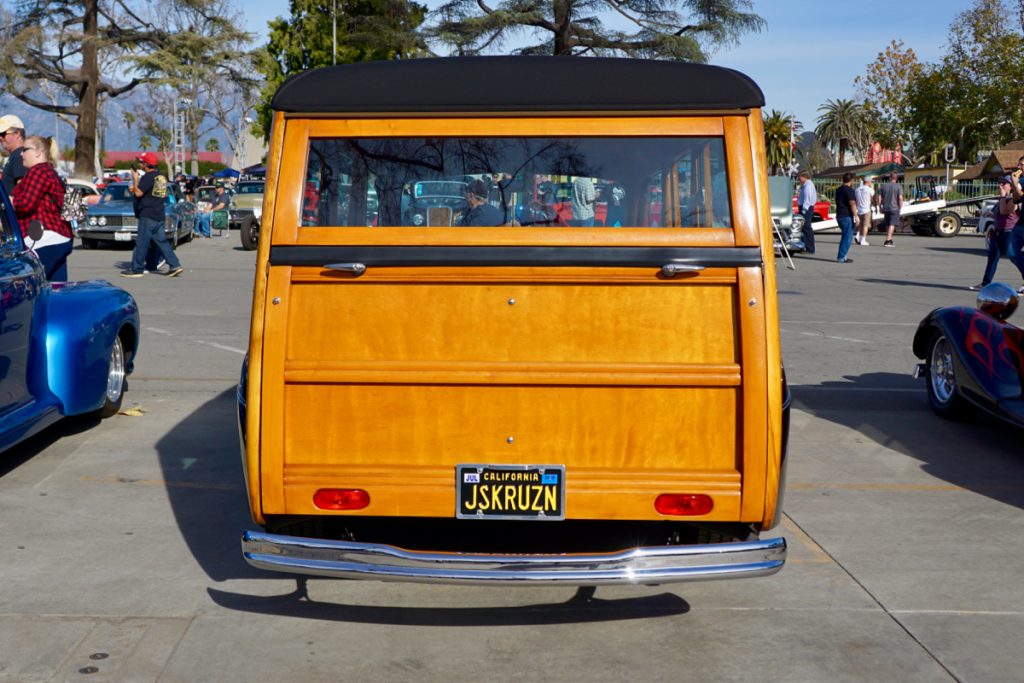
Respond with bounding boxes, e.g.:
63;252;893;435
285;281;738;365
747;108;785;526
306;117;725;138
281;384;738;471
283;360;741;387
279;465;742;520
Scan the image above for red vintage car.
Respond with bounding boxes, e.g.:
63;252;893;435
792;195;831;222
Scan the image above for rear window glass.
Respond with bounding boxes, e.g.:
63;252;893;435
303;137;732;228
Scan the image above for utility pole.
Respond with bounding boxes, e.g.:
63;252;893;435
333;0;337;66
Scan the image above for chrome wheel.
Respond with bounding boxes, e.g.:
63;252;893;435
928;335;955;405
96;333;127;418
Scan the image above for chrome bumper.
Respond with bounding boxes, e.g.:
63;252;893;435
241;531;786;586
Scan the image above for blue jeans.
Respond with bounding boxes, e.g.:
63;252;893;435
981;230;1011;286
195;212;212;237
36;240;73;282
800;208;815;253
837;216;854;261
131;216;180;273
1010;224;1024;281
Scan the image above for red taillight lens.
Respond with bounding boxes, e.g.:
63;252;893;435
655;493;713;516
313;488;370;510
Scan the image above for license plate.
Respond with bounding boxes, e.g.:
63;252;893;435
113;232;132;241
456;464;565;520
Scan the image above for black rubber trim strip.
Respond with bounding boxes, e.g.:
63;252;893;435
270;245;763;268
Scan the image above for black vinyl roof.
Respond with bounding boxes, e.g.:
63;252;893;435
271;56;764;114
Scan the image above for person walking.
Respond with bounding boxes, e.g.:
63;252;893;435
796;170;816;254
834;172;857;263
1006;167;1024;293
121;151;183;278
879;172;903;247
854;176;875;246
10;135;73;281
0;114;28;194
969;175;1019;291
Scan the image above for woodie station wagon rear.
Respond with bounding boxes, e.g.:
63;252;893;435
239;57;789;585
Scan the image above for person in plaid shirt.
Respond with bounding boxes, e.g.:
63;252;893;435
11;135;73;281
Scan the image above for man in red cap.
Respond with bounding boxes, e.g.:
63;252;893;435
121;151;183;278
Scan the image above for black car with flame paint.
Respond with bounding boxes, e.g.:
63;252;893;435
913;282;1024;427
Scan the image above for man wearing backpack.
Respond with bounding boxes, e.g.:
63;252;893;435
120;152;183;278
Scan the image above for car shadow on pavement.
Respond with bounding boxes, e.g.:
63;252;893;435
858;278;969;292
0;414;102;477
792;372;1024;512
926;245;987;256
160;390;690;625
155;388;266;582
206;582;689;626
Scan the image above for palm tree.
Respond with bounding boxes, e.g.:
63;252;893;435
815;99;868;167
205;138;220;152
763;110;800;175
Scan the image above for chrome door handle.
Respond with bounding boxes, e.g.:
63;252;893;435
660;263;705;277
326;262;367;276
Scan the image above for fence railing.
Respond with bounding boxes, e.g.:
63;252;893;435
806;178;998;207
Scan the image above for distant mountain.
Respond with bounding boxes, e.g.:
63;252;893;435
0;91;231;153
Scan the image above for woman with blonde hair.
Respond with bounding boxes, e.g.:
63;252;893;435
11;134;73;280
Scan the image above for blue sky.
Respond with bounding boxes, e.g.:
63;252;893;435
244;0;967;129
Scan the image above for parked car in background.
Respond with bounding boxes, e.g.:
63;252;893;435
913;283;1024;428
402;179;466;226
78;182;197;248
791;194;831;223
230;180;264;250
0;183;140;453
67;179;101;207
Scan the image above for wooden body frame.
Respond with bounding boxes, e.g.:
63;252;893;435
244;111;783;529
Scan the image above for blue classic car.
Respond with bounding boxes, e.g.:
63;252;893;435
78;181;197;248
0;185;140;453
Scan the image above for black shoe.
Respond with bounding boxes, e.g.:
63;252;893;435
838;258;853;263
165;266;184;277
119;270;144;278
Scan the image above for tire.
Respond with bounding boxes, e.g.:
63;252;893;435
81;237;98;249
97;334;126;418
924;332;970;420
240;216;259;251
932;211;962;237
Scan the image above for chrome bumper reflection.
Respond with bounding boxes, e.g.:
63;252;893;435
241;531;786;585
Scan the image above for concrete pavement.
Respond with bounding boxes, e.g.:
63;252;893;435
0;230;1021;682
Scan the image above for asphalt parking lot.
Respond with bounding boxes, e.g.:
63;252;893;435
0;229;1022;682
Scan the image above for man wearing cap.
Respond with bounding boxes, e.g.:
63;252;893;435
0;114;28;194
121;151;183;278
459;178;504;226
